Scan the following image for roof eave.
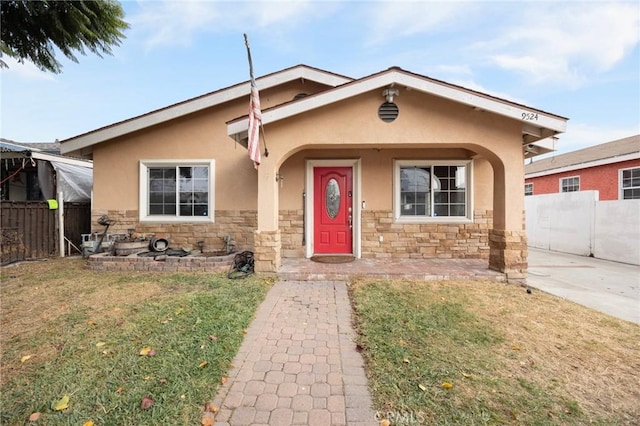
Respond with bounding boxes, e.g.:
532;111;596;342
59;65;353;155
227;69;568;142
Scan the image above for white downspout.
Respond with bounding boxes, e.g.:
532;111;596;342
58;190;65;258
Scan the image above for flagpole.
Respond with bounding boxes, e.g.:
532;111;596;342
243;34;269;159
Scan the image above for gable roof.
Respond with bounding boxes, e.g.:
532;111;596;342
525;134;640;177
227;66;568;148
60;65;353;156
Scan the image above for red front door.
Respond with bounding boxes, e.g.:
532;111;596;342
313;167;353;254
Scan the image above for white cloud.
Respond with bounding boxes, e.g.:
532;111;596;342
484;2;640;86
0;56;56;81
130;1;221;48
363;2;474;46
447;78;529;106
553;122;639;154
130;0;336;49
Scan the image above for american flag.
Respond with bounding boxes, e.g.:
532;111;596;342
245;34;261;169
247;75;261;168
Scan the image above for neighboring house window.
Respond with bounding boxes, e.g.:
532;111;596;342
560;176;580;193
620;167;640;199
524;183;533;196
394;160;472;221
139;160;214;222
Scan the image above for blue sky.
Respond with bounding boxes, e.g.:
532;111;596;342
1;0;639;157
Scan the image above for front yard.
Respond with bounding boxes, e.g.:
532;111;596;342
0;257;272;425
1;257;638;425
350;279;640;425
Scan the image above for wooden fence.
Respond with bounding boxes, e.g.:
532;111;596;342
0;201;90;265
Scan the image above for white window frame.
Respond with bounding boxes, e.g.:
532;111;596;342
560;176;580;193
524;182;533;196
139;159;215;223
619;166;640;200
393;159;473;223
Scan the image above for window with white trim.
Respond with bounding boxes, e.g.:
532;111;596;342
620;167;640;199
139;160;214;222
394;160;472;221
560;176;579;193
524;183;533;196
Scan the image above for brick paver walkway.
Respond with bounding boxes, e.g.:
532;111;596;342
212;280;377;426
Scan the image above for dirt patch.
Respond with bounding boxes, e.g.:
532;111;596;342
441;280;640;421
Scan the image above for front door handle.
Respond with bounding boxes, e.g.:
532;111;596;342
348;214;352;229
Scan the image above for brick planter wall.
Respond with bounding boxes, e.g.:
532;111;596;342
87;252;236;273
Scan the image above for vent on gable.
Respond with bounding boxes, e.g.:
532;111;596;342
378;102;399;123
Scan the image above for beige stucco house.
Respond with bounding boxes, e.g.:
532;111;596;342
60;65;567;280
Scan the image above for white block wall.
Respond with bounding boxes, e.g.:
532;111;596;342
525;191;640;265
593;199;640;265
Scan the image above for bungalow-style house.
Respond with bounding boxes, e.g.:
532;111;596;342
60;65;567;280
525;134;640;200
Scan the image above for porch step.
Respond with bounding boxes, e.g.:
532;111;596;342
278;258;506;282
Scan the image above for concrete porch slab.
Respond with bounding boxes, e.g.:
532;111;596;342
278;257;506;282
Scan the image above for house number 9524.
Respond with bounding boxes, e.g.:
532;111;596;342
522;112;539;121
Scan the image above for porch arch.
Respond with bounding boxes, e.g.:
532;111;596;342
253;142;527;281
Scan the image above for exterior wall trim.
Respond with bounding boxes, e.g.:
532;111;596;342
138;159;216;223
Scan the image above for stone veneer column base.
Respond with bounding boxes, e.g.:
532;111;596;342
253;230;281;273
489;229;528;283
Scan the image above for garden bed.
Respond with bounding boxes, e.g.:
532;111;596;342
87;251;237;273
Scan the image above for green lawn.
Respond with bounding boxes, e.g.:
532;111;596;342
3;259;638;425
349;279;640;425
1;258;272;425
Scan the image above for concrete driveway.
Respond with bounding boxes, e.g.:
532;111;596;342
527;248;640;324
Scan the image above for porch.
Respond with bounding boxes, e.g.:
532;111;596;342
278;256;506;282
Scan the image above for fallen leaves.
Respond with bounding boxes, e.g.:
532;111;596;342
139;347;157;357
204;401;218;413
202;400;218;425
418;384;427;391
52;395;70;411
442;382;453;389
201;411;215;425
140;396;154;410
28;412;40;422
199;361;209;368
20;355;32;363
